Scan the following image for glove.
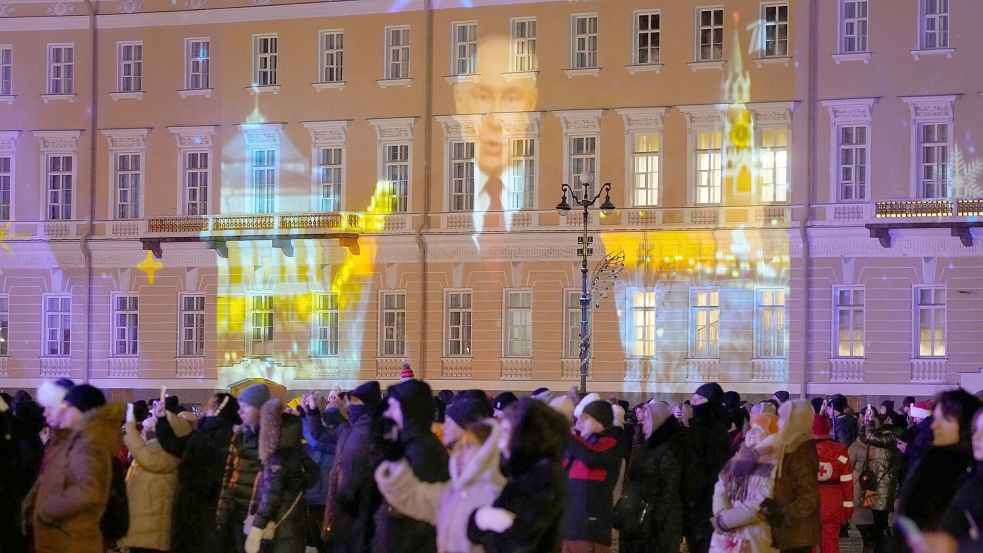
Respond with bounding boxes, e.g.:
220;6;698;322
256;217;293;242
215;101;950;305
244;526;264;553
474;506;515;533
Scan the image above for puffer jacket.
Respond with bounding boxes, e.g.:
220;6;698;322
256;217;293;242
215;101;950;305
32;403;125;553
771;399;821;551
216;423;261;527
375;418;506;553
325;404;380;553
118;421;181;552
710;439;779;553
859;422;904;512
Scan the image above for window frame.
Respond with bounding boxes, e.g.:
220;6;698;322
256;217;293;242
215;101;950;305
628;288;659;359
0;150;13;221
916;122;951;199
44;152;76;221
384;25;411;80
43;294;71;357
378;290;406;358
252;34;278;87
318;30;344;84
502;289;533;358
444;289;472;358
448;140;476;212
113;151;143;220
913;286;946;358
694;6;724;62
451;21;478;76
563;288;591;359
630;132;662;207
249;147;278;214
570;13;599;69
312;292;340;358
919;0;950;50
247;294;275;358
0;294;7;356
182;149;210;216
0;45;12;96
832;286;865;358
111;293;139;358
633;10;661;66
754;288;787;359
184;37;210;91
760;3;789;58
694;129;723;205
689;287;720;359
116;41;143;93
757;125;790;204
506;137;537;210
46;43;74;95
510;17;537;72
178;294;206;358
316;146;344;212
839;0;869;54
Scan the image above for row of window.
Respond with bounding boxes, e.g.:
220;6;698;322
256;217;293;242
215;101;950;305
838;0;952;57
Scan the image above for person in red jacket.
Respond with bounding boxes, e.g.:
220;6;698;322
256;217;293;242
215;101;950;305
813;414;854;553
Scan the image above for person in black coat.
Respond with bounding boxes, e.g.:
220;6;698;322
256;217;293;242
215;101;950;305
468;397;570;553
899;400;934;483
682;382;732;553
299;397;347;553
372;379;449;553
0;392;44;553
155;392;240;553
938;408;983;550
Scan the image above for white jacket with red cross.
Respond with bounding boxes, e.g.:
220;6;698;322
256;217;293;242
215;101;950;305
815;437;854;524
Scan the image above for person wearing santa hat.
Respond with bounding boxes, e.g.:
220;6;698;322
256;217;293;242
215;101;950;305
813;415;854;553
899;399;934;483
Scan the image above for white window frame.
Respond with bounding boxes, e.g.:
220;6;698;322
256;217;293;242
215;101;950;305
35;130;81;221
0;132;16;221
750;103;795;204
757;126;789;203
45;153;75;220
303;120;350;212
633;10;661;65
919;0;950;50
252;34;278;87
46;43;74;95
240;124;283;214
695;130;723;205
571;14;598;69
690;287;720;359
113;152;143;220
313;292;340;358
170;126;216;216
111;294;139;357
316;146;344;212
563;289;591;359
629;288;659;358
822;98;875;203
506;137;537;210
839;0;869;54
510;17;537;72
451;21;478;76
555;111;604;201
183;150;210;215
0;45;11;97
503;289;532;358
379;291;406;358
901;95;957;199
43;294;71;357
318;30;344;84
755;288;787;359
384;25;410;80
833;286;865;358
247;294;274;357
116;41;143;93
184;38;210;91
617;108;666;208
370;118;415;213
0;295;7;356
449;140;476;212
760;3;789;58
679;106;725;206
444;289;472;358
250;148;277;214
103;129;148;221
914;286;946;358
695;6;724;62
630;133;661;207
178;294;205;357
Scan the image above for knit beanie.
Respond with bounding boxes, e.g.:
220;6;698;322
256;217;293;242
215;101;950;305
830;394;848;413
580;400;614;430
493;391;518;412
37;378;75;410
400;360;415;381
909;400;933;419
238;383;271;410
751;412;779;435
695;382;724;404
773;390;791;404
447;398;492;428
351;381;382;406
574;392;601;418
63;384;106;413
812;414;831;438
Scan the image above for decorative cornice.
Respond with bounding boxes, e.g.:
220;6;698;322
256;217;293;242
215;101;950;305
101;127;150;150
168;125;217;149
32;129;82;151
676;104;725;128
237;122;285;148
301;120;351;146
552;109;605;135
820;97;877;124
367;117;417;142
0;130;20;153
748;101;798;126
435;115;480;141
615;107;667;132
494;111;542;136
900;94;960;122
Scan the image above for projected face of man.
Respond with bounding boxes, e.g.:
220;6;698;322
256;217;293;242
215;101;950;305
454;35;537;179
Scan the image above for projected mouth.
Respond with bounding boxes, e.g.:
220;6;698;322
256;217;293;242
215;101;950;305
481;138;501;156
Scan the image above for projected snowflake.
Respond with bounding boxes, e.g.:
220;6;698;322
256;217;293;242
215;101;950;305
951;146;983;198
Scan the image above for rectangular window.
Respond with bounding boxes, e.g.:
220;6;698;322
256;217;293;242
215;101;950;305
915;287;945;357
630;289;657;357
760;127;789;203
313;293;339;357
697;8;724;61
572;15;598;69
445;290;472;357
0;155;10;220
185;38;210;90
842;0;868;53
450;141;475;212
504;290;532;357
385;26;410;79
179;295;205;357
253;34;278;86
248;295;274;357
319;31;344;83
317;147;343;211
834;287;864;357
47;44;74;95
184;151;209;215
837;125;867;201
762;4;789;57
696;130;722;204
755;289;786;358
569;136;597;198
380;292;406;357
250;148;276;213
632;133;660;206
564;289;590;358
691;289;720;358
921;0;949;49
117;42;143;92
0;295;7;356
511;18;537;72
0;46;11;96
634;11;661;65
918;123;949;198
44;295;71;357
384;143;409;213
46;154;73;220
507;138;536;210
114;153;141;220
452;22;478;75
112;295;139;357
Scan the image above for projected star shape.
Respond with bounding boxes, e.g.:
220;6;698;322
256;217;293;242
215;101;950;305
137;250;164;285
0;222;28;253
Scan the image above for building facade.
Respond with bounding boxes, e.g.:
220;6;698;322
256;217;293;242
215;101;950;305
0;0;982;401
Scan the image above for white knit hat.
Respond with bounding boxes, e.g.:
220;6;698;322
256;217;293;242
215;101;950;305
573;392;601;419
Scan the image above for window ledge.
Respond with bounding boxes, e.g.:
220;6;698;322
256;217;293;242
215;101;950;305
443;74;479;85
833;52;871;64
563;67;600;78
41;93;76;103
625;63;663;75
377;78;412;88
248;85;281;95
753;56;791;68
313;81;345;91
179;88;212;98
110;91;144;101
910;48;955;60
503;70;538;81
689;60;725;71
0;95;14;104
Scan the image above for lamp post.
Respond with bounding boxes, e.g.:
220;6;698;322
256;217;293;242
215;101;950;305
556;172;616;394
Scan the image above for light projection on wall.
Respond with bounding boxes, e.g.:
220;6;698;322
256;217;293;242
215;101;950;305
136;251;164;285
952;146;983;198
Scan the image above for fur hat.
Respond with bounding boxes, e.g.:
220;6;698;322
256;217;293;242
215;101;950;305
695;382;724;404
910;399;933;420
580;400;613;430
63;384;106;413
37;378;75;410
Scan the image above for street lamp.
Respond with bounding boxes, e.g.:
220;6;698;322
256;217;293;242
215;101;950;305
556;172;616;394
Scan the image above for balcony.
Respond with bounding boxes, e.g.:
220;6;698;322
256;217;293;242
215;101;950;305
175;357;205;378
500;358;532;380
440;357;472;378
751;358;787;381
687;358;720;382
830;358;865;382
910;358;947;383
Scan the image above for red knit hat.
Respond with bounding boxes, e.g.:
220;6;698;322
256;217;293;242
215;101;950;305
400;360;415;381
812;414;831;438
909;399;933;420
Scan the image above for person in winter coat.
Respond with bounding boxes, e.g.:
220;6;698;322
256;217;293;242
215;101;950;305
709;411;780;553
299;395;347;553
118;406;181;553
829;396;858;448
856;405;904;553
812;415;853;553
375;419;506;553
155;392;240;553
616;401;685;553
218;383;269;551
0;391;44;553
683;382;734;553
244;399;317;553
373;379;450;553
467;397;569;553
30;385;123;553
895;389;982;553
899;399;934;483
560;399;623;553
936;407;983;551
770;399;821;553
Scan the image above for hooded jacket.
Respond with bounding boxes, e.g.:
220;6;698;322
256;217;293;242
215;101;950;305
32;403;125;553
216;422;262;526
375;418;506;553
770;399;821;550
325;402;381;553
117;421;181;552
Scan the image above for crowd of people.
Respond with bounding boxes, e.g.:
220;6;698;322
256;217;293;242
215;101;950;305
1;368;982;553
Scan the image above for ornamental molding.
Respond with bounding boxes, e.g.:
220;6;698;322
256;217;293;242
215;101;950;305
101;128;150;151
552;109;605;135
0;130;19;153
820;97;877;124
494;111;543;136
426;244;581;262
435;115;480;141
900;94;960;123
237;122;285;148
183;0;206;8
117;0;141;13
367;117;417;142
676;104;725;129
32;129;82;152
301;120;351;146
616;107;667;132
47;1;73;15
748;101;798;126
168;125;217;149
0;3;14;16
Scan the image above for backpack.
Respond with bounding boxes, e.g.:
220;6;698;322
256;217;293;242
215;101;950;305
100;456;130;542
